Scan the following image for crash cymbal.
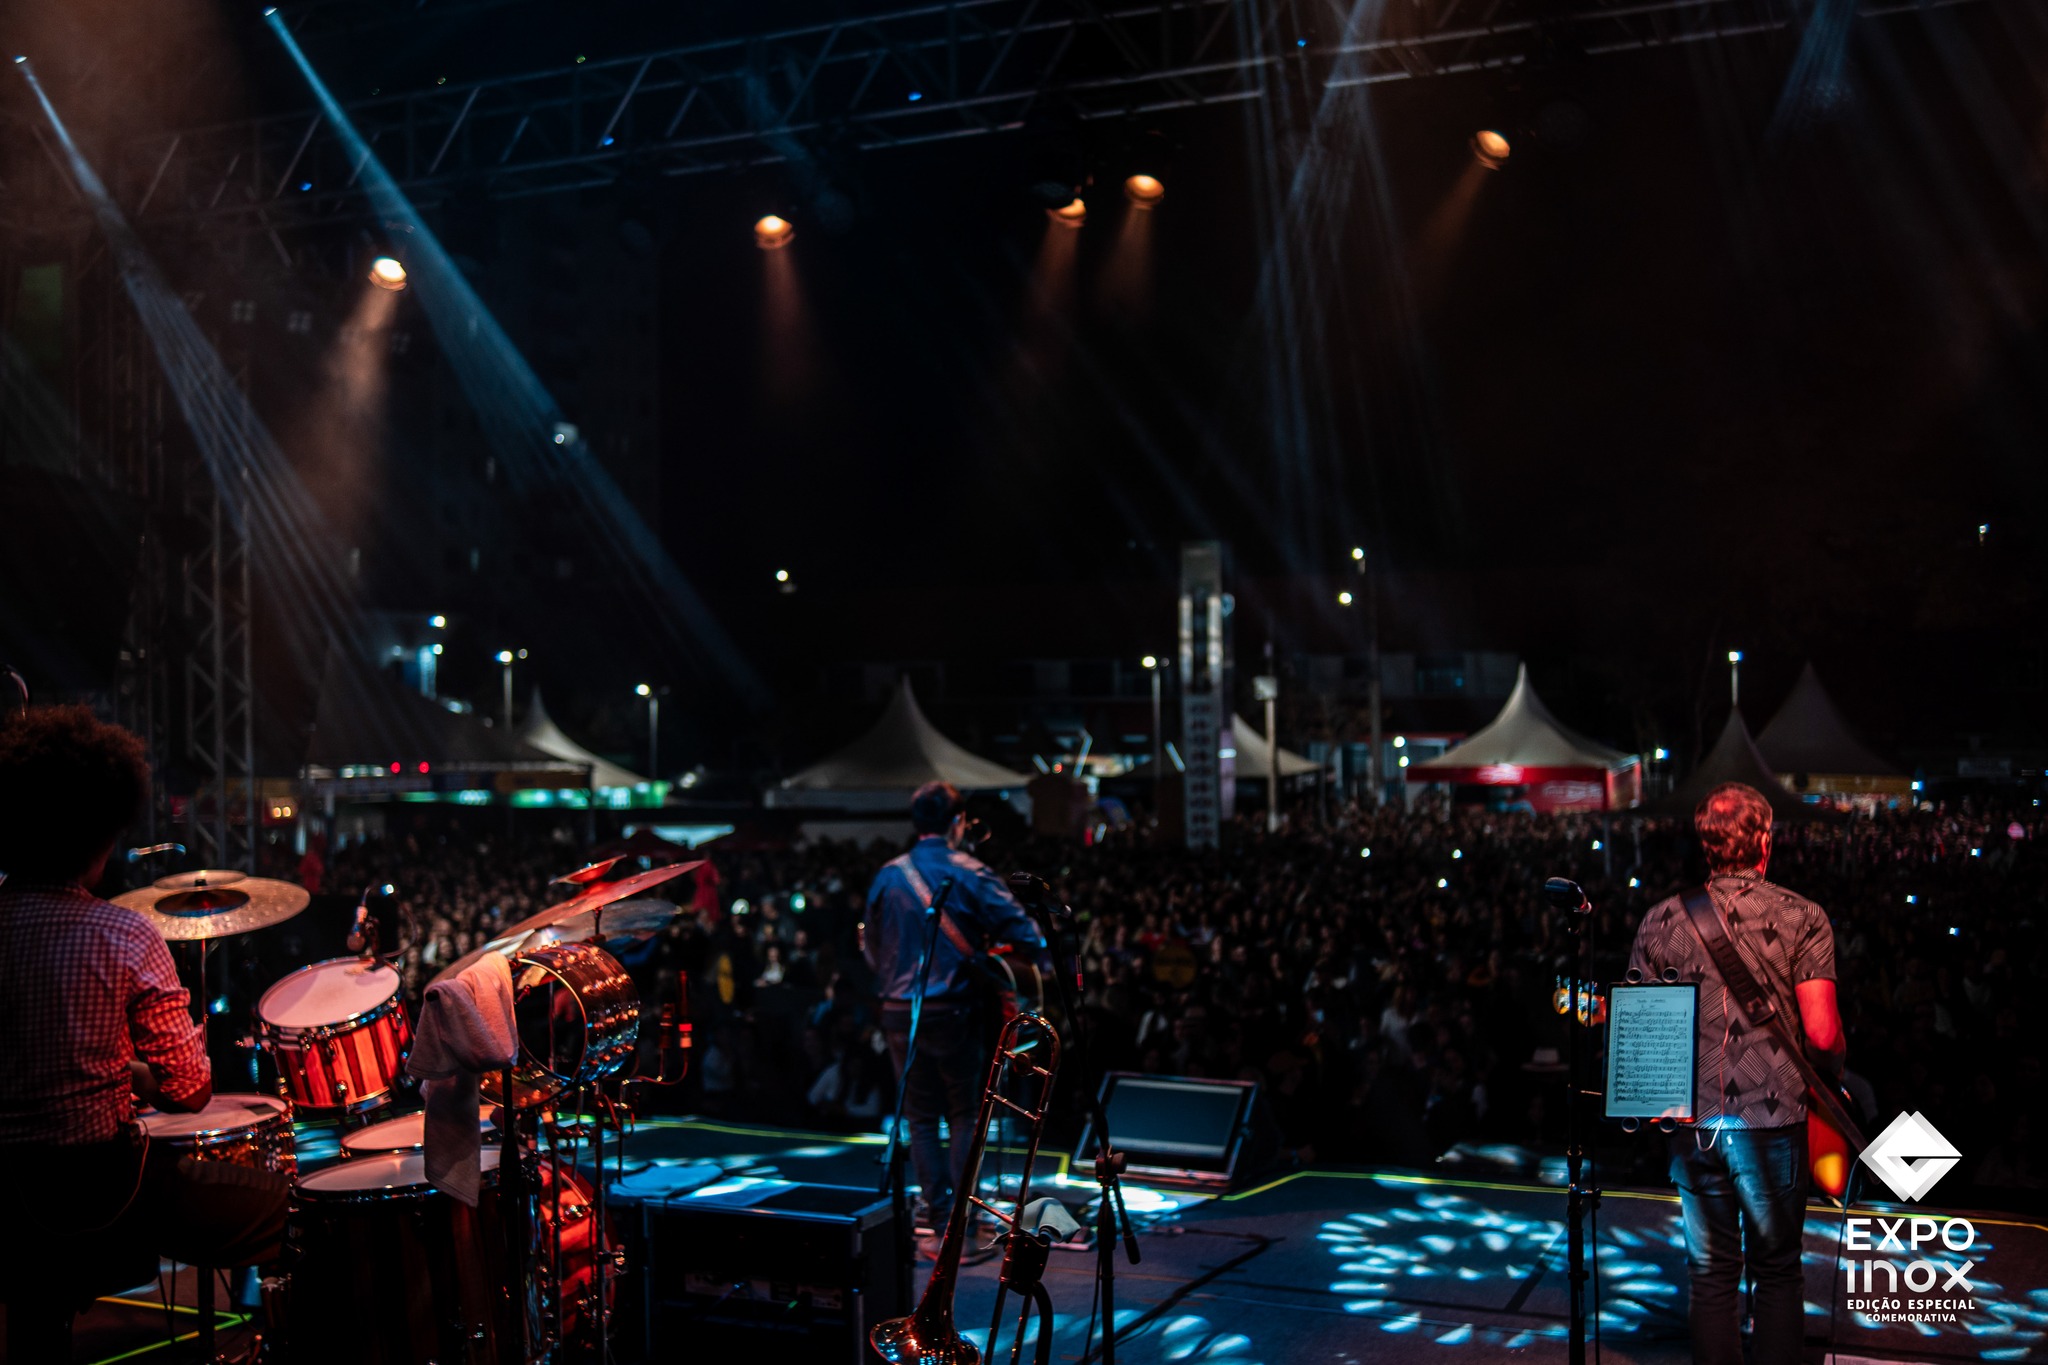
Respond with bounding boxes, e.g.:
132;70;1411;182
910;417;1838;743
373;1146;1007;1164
430;862;701;985
529;897;682;948
532;861;700;929
114;869;311;941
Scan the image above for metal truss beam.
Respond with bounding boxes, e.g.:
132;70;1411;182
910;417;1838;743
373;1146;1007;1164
183;480;258;873
90;0;1984;230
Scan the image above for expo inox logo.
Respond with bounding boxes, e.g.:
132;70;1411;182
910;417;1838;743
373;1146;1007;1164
1844;1112;1978;1324
1861;1110;1962;1202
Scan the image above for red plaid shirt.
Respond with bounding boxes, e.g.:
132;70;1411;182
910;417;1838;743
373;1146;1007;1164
0;881;210;1145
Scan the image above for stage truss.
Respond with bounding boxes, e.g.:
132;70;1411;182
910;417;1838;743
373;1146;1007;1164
79;0;1987;230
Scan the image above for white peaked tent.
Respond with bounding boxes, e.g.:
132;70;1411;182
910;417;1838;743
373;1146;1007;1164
1231;715;1322;778
518;689;649;790
768;678;1033;811
1408;664;1641;811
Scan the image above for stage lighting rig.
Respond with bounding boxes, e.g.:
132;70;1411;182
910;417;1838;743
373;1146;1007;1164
754;214;794;249
368;256;408;290
1123;174;1165;208
1471;129;1512;169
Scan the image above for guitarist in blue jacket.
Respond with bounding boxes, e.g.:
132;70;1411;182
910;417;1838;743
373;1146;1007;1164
863;781;1048;1257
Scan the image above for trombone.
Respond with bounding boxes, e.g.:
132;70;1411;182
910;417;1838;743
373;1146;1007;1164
871;1011;1062;1365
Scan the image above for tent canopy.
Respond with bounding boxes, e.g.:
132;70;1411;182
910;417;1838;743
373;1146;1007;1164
1406;665;1638;811
1756;664;1901;784
769;678;1030;809
1231;715;1322;778
1652;709;1842;822
302;651;585;791
519;689;650;790
1412;665;1633;772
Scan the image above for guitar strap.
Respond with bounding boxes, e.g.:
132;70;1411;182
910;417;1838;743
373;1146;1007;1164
895;858;974;959
1677;884;1866;1153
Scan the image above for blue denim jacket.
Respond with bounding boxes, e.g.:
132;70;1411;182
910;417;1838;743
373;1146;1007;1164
862;836;1048;1005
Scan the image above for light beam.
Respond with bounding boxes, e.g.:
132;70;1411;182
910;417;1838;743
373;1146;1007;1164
265;14;762;701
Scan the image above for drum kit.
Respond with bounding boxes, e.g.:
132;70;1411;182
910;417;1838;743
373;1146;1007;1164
115;857;704;1363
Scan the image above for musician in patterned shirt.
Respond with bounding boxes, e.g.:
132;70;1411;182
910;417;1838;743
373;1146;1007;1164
1628;782;1845;1365
0;706;289;1359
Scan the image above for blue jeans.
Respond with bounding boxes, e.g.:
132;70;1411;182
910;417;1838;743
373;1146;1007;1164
1668;1124;1808;1365
883;1003;984;1229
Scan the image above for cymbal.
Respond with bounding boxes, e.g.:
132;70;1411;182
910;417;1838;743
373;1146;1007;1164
114;870;311;941
529;897;681;948
533;861;701;929
430;861;702;986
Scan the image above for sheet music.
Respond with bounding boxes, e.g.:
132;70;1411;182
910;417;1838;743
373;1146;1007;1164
1604;984;1696;1121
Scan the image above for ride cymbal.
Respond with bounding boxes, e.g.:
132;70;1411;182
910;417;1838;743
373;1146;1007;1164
114;870;311;941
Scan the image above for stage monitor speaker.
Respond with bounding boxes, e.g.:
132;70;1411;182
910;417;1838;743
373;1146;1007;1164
1073;1071;1276;1190
633;1181;906;1364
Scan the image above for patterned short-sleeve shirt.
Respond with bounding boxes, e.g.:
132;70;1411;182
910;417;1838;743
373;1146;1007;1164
1627;873;1836;1129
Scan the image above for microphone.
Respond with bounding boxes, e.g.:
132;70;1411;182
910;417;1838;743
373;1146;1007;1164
1544;877;1592;915
349;882;394;955
1006;872;1074;923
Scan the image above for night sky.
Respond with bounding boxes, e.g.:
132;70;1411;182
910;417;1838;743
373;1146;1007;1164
3;0;2045;767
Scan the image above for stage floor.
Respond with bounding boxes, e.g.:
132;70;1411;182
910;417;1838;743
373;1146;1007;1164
16;1116;2047;1363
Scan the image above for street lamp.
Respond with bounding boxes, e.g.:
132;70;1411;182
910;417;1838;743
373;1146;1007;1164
496;649;527;729
636;683;661;777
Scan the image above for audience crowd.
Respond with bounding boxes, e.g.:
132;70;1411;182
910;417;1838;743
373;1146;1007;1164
311;792;2045;1208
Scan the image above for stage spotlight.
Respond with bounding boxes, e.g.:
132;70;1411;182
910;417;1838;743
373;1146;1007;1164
754;215;794;249
368;256;408;290
1471;129;1511;170
1123;174;1165;208
1049;197;1087;229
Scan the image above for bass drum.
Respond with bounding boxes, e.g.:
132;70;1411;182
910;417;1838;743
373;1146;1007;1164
284;1148;607;1363
285;1149;514;1365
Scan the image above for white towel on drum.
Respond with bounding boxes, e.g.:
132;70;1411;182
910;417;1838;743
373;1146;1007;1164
407;952;516;1206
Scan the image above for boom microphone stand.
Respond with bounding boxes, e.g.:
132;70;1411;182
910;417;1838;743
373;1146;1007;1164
1543;876;1599;1365
1009;873;1141;1365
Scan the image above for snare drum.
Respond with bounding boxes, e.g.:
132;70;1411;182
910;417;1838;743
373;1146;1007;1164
338;1110;496;1159
139;1093;296;1175
259;958;413;1113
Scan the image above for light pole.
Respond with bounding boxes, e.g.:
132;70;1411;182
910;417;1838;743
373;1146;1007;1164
1728;650;1743;708
1141;656;1163;788
1254;668;1280;833
1351;547;1383;808
636;683;661;778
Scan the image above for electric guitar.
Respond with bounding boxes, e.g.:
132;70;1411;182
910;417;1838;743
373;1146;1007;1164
1678;886;1867;1204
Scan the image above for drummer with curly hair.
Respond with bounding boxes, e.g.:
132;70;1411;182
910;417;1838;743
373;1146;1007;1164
0;705;289;1359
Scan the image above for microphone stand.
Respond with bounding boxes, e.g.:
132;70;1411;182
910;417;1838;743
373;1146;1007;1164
1544;876;1599;1365
1013;876;1140;1365
878;877;956;1304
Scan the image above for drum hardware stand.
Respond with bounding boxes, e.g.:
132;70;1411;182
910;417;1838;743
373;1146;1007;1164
500;1068;535;1365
